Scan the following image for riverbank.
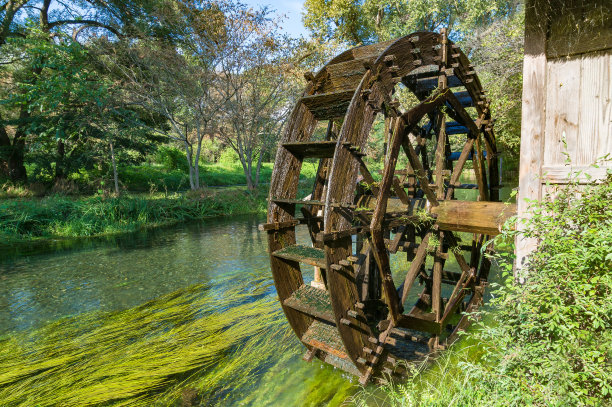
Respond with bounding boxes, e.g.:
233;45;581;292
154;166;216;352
0;187;270;247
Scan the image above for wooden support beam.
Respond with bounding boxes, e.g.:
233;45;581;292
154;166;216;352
431;233;444;322
445;138;475;199
400;232;431;304
431;201;516;236
369;118;407;325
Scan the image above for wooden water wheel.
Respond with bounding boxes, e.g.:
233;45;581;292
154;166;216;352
261;31;516;383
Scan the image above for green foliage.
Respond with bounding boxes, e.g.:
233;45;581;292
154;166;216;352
303;0;521;45
218;147;241;166
459;7;524;169
154;145;189;172
2;30;161;183
479;173;612;405
198;137;223;163
303;0;524;169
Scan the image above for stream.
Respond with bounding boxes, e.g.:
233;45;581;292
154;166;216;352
0;183;515;406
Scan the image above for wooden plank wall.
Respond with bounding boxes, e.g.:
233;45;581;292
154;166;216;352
542;52;611;183
516;0;612;273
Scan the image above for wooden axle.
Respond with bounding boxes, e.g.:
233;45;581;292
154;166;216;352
356;196;516;236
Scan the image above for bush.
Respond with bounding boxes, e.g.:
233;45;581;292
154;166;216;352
357;172;611;406
155;145;188;172
481;173;612;405
217;147;240;166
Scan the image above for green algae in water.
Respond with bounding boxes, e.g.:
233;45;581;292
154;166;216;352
0;279;356;406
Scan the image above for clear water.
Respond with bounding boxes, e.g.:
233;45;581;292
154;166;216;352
0;181;516;406
0;214;362;406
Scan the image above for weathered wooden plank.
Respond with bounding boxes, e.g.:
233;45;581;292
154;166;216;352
283;140;337;159
541;165;611;183
544;57;580;166
369;118;406;324
272;244;327;269
301;90;355;120
284;284;334;323
272;198;325;206
259;220;299;231
517;0;548;272
431;201;516;236
355;155;381;196
431;246;443;322
397;311;442;335
546;0;612;58
402;136;439;206
473;135;489;201
302;320;349;360
319;57;375;93
578;52;611;166
392;176;410;204
400;233;431;304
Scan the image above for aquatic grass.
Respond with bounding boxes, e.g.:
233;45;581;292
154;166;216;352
0;278;289;406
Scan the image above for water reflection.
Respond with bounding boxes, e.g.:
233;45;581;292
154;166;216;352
0;214;300;333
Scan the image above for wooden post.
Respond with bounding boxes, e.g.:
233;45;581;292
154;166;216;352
516;0;548;278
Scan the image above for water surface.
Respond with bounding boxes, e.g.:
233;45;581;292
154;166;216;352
0;180;516;405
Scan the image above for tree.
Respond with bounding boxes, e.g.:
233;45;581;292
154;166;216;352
302;0;525;167
217;17;300;190
0;0;166;182
107;1;299;190
303;0;521;45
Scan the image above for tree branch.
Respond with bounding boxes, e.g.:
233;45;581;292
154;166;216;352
48;19;122;38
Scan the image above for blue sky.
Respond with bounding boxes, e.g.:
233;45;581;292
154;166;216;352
241;0;310;38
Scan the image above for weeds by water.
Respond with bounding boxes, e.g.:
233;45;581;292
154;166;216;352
0;188;268;246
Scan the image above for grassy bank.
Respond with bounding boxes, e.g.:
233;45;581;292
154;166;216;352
0;187;269;246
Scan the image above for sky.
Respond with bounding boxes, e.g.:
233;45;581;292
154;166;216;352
240;0;310;38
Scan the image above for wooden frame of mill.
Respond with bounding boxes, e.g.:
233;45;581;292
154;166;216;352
260;30;517;384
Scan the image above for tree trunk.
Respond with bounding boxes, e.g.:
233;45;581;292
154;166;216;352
110;142;120;195
193;128;205;190
254;148;264;189
183;140;196;190
8;113;28;183
0;117;11;179
237;152;253;190
55;139;66;181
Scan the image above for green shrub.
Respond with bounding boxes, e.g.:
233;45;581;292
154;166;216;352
479;173;612;405
198;137;223;163
217;147;240;166
155;145;188;172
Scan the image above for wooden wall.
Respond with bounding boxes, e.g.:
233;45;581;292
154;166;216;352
516;0;612;270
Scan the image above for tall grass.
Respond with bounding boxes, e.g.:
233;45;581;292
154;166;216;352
0;187;268;245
